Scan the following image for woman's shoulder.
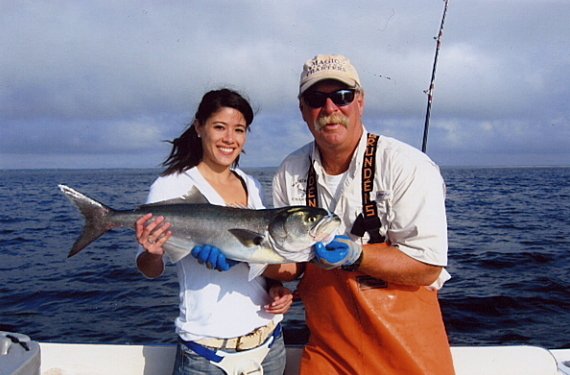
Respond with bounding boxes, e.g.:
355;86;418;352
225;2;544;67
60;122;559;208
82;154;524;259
233;168;265;208
232;167;253;179
150;171;192;188
232;168;260;186
147;171;196;202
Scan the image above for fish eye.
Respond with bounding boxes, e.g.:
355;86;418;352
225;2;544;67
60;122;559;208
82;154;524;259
307;215;317;223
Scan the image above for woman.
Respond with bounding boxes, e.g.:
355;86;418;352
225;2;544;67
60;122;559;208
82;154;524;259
135;88;292;375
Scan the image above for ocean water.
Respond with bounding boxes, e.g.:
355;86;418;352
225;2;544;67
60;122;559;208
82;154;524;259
1;167;569;349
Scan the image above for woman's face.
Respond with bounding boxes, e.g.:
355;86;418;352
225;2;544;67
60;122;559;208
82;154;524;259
196;107;248;169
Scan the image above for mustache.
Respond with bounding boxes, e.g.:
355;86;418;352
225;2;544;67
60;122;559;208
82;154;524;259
316;113;349;130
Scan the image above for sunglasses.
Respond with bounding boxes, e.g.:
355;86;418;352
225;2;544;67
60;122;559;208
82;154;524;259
302;89;357;109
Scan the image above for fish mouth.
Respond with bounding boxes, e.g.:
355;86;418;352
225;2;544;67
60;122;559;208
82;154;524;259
309;213;341;242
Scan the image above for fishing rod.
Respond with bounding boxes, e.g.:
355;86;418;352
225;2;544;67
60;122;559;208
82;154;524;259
421;0;449;153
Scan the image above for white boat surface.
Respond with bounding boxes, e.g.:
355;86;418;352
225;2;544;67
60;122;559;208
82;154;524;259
34;341;570;375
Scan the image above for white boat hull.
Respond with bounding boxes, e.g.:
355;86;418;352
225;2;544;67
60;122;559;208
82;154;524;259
37;342;570;375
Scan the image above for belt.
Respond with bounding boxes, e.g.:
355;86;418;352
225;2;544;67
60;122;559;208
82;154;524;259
190;321;281;352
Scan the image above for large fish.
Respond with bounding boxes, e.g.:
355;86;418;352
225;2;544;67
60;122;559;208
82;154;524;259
59;184;340;279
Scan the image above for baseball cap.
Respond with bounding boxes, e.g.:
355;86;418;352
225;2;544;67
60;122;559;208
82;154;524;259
299;54;361;96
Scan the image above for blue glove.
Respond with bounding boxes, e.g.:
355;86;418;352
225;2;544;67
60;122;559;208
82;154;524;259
191;245;238;271
313;235;362;270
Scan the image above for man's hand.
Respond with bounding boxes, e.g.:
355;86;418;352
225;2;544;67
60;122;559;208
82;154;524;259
191;245;238;271
313;235;362;270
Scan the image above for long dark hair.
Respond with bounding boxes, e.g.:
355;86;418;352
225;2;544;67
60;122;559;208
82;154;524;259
161;88;254;176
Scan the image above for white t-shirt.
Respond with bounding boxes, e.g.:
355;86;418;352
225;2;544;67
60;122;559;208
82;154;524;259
273;130;451;289
138;167;282;341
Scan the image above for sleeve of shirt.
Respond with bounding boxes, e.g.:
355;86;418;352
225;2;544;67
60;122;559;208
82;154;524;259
385;156;448;267
135;175;186;261
146;175;187;203
241;171;266;209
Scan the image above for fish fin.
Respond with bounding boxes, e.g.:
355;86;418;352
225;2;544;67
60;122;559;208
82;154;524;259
165;250;190;263
142;186;209;206
228;229;265;247
58;185;116;257
180;186;210;204
141;199;185;207
163;238;196;263
247;263;268;281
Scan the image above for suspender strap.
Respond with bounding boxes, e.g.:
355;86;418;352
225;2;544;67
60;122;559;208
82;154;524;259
350;133;385;244
361;133;379;205
306;134;384;243
306;161;318;207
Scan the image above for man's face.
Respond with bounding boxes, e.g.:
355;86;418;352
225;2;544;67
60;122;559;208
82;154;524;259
300;80;365;150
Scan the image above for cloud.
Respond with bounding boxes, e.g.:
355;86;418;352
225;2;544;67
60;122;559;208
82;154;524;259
1;1;569;169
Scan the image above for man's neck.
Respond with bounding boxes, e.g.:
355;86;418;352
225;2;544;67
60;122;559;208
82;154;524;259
318;145;359;175
317;127;363;175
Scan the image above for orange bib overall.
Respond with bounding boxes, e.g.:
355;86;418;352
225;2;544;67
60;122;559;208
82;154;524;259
297;262;455;375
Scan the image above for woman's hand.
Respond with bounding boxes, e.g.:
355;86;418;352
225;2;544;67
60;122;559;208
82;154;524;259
135;213;172;255
264;284;294;314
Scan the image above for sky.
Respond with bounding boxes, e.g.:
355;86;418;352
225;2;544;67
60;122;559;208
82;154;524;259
1;1;569;169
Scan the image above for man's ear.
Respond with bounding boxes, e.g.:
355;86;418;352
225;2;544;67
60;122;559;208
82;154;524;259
299;101;307;122
356;91;365;117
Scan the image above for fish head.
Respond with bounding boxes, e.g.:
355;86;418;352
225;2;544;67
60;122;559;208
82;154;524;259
269;206;341;251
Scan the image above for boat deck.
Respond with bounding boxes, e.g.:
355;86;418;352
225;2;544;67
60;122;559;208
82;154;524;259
37;342;570;375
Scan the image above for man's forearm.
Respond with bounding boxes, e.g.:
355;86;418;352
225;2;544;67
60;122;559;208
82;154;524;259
358;243;442;286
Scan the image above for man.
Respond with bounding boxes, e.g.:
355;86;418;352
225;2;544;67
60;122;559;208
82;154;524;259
272;54;456;374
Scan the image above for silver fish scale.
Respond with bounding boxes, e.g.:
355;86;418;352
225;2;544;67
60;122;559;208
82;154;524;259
59;184;340;278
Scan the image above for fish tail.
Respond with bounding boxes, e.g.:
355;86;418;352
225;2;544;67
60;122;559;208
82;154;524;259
58;184;116;257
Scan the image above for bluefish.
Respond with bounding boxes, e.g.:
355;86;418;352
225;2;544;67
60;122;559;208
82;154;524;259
58;184;340;279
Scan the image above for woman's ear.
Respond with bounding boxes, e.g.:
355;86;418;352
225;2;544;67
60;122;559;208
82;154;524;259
194;121;202;138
